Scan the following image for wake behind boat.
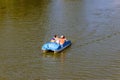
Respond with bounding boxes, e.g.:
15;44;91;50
42;40;71;53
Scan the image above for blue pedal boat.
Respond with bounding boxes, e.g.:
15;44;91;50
42;40;71;53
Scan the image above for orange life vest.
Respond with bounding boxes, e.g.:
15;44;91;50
59;38;65;45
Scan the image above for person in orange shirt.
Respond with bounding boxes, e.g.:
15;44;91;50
59;35;66;45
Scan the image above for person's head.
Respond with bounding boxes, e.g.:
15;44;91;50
60;35;65;39
54;35;58;38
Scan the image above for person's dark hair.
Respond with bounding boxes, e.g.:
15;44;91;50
63;36;65;38
54;35;57;38
61;35;65;39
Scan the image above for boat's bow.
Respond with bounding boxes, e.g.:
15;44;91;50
42;42;61;51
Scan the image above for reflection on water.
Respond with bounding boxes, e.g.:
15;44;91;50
0;0;120;80
42;52;66;63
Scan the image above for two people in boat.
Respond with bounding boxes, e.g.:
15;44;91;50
50;35;67;45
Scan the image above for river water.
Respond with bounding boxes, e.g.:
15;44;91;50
0;0;120;80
